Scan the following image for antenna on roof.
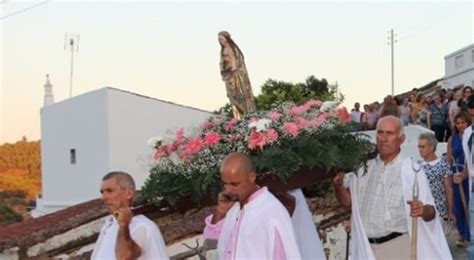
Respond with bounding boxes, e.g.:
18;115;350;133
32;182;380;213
64;33;80;98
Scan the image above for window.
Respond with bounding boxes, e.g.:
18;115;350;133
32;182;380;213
70;149;76;164
455;55;464;69
454;55;464;69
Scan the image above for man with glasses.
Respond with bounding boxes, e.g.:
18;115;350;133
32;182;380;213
462;94;474;259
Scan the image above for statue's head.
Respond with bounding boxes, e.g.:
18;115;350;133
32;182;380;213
218;31;231;45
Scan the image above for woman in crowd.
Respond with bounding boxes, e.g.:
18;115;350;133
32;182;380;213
447;112;471;247
417;133;455;223
413;94;431;128
399;97;411;126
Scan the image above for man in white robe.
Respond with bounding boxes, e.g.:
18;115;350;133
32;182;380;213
333;116;451;260
91;171;169;260
203;152;301;259
461;94;474;259
289;188;326;260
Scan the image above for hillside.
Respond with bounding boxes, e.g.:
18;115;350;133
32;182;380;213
0;138;41;226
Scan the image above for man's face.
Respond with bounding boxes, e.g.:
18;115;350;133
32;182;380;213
376;119;404;158
100;178;133;214
417;139;433;160
220;167;256;203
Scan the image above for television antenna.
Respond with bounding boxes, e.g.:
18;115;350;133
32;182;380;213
64;33;80;98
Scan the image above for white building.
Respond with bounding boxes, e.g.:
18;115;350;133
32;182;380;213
34;87;211;216
442;43;474;89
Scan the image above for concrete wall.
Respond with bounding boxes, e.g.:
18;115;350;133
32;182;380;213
38;89;110;215
36;87;212;216
106;88;211;189
443;44;474;89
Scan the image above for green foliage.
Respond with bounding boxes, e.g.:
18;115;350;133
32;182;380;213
0;202;23;226
215;75;344;115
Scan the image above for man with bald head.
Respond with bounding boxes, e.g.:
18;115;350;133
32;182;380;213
333;116;451;259
203;152;301;259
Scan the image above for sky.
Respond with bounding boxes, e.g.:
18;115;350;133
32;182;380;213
1;0;473;143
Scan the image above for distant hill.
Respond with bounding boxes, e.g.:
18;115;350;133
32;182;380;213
0;138;40;226
0;137;41;199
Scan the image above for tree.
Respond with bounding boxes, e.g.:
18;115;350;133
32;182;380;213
214;75;344;115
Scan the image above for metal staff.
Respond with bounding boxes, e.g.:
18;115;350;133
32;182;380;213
453;158;469;221
411;159;421;260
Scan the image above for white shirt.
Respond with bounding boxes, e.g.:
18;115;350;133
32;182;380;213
357;154;407;237
351;110;362;123
91;214;169;260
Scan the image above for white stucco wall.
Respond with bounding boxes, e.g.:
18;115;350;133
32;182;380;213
36;87;212;215
38;89;110;214
105;88;211;189
443;44;474;89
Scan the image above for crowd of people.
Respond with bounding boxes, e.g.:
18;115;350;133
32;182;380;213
350;86;473;142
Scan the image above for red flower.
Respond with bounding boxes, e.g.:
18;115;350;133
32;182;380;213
203;132;221;146
153;146;169;162
182;137;203;156
336;107;351;124
283;122;300;137
265;128;279;144
248;130;266;150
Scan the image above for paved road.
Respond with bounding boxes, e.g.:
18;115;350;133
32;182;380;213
447;226;468;259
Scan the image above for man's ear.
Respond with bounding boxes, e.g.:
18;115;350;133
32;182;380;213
125;189;135;201
248;171;256;183
399;133;406;144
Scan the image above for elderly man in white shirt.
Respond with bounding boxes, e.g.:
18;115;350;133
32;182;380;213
333;116;451;260
91;171;169;260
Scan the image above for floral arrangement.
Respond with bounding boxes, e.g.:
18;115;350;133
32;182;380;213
141;100;372;206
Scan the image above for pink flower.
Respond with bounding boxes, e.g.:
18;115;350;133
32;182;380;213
200;121;214;130
248;130;267;150
226;118;240;130
182;137;203;155
269;112;282;121
336;107;351;124
168;129;185;152
203;132;221;146
264;128;279;144
153;146;169;162
309;117;326;128
283;122;300;137
289;105;307;116
296;117;311;129
304;99;322;109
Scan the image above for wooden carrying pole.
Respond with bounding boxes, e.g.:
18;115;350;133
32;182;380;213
411;159;420;260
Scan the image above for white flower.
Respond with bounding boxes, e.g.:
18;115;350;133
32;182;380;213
248;118;272;132
147;136;163;148
320;101;339;112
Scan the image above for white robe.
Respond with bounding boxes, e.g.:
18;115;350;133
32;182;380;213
289;189;326;260
91;214;169;260
348;158;452;260
462;125;473;193
217;187;301;259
